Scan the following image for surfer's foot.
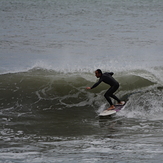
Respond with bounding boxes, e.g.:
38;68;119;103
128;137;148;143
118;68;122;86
107;105;115;110
118;101;125;105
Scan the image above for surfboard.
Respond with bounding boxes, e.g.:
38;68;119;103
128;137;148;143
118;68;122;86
99;104;125;117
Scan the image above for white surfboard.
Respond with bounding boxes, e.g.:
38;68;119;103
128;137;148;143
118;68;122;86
99;110;116;116
99;103;126;117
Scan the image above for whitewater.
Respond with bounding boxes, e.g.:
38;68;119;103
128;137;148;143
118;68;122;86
0;0;163;162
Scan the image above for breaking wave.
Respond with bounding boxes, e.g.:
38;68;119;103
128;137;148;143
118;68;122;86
0;66;163;121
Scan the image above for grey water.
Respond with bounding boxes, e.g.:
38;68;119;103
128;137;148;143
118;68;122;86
0;0;163;162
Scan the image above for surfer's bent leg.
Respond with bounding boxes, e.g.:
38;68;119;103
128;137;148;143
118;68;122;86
104;84;121;105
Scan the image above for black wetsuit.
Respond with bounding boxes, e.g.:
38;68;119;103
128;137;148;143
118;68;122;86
91;72;121;106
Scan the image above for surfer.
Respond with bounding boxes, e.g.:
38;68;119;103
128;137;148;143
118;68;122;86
86;69;125;110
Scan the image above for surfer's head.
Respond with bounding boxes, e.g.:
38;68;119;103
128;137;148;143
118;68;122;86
95;69;102;78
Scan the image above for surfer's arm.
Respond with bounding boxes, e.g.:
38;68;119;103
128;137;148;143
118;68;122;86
86;79;102;90
90;79;102;89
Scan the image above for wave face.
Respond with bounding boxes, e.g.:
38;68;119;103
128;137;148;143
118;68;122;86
1;67;163;122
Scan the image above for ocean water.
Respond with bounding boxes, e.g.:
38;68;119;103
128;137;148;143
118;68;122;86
0;0;163;162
